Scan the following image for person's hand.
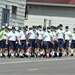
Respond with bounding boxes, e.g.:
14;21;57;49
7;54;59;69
6;42;8;45
26;41;29;46
19;41;21;45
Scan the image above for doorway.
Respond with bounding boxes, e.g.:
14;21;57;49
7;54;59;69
1;8;10;26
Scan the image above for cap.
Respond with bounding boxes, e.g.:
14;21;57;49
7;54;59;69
2;26;5;29
15;27;18;30
38;25;42;28
8;26;12;29
65;26;69;29
59;24;63;27
47;27;50;29
73;28;75;31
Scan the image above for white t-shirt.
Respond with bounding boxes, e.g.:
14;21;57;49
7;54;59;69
7;31;16;41
56;29;64;39
37;30;44;40
28;30;36;39
71;32;75;40
43;31;51;41
64;31;71;40
50;31;56;40
19;31;26;40
15;31;20;38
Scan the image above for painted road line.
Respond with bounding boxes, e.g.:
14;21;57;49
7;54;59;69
27;68;38;71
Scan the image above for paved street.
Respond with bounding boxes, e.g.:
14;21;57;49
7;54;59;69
0;56;75;75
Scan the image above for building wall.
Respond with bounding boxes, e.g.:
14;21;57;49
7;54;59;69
25;5;75;31
0;0;26;27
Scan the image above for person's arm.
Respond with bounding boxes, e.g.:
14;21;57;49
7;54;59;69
17;36;21;45
56;33;58;42
6;36;8;45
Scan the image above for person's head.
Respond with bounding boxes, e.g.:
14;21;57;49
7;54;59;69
29;27;32;30
38;25;42;31
23;26;27;31
43;27;46;32
25;25;28;31
18;27;22;32
1;26;5;30
73;28;75;33
15;27;19;31
47;27;50;32
8;26;12;32
50;26;54;31
32;26;35;30
65;26;69;31
59;24;63;30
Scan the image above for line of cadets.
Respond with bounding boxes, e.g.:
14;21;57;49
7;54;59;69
0;24;75;58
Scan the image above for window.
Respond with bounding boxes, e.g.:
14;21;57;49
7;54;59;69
12;6;17;18
25;5;29;20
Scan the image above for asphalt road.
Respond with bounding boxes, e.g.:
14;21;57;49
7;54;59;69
0;56;75;75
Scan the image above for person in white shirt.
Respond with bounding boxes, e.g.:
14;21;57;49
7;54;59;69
56;24;65;57
64;26;71;56
50;26;56;57
35;25;44;58
70;28;75;56
6;26;16;58
15;27;20;57
42;27;51;58
26;26;36;57
19;27;27;58
53;27;59;57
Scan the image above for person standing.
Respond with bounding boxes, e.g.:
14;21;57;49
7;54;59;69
70;28;75;56
64;26;71;56
56;24;65;57
6;26;16;58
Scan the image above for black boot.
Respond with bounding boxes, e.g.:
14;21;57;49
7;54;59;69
70;53;73;56
59;52;62;57
8;53;11;58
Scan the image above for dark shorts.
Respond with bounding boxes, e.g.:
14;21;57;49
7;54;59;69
43;41;50;50
36;40;42;48
70;40;75;49
58;39;64;48
28;39;35;48
49;42;54;49
15;40;19;50
0;41;2;48
1;39;7;48
54;40;58;51
20;40;26;50
64;40;69;49
9;41;16;50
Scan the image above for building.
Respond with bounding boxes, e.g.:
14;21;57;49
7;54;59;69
25;0;75;30
0;0;26;27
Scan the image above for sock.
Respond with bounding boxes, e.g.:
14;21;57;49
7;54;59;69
19;52;23;56
57;52;59;56
38;53;40;56
46;53;49;57
71;49;73;54
63;50;67;56
11;53;14;57
50;51;55;57
4;53;8;56
0;53;2;56
26;52;31;56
